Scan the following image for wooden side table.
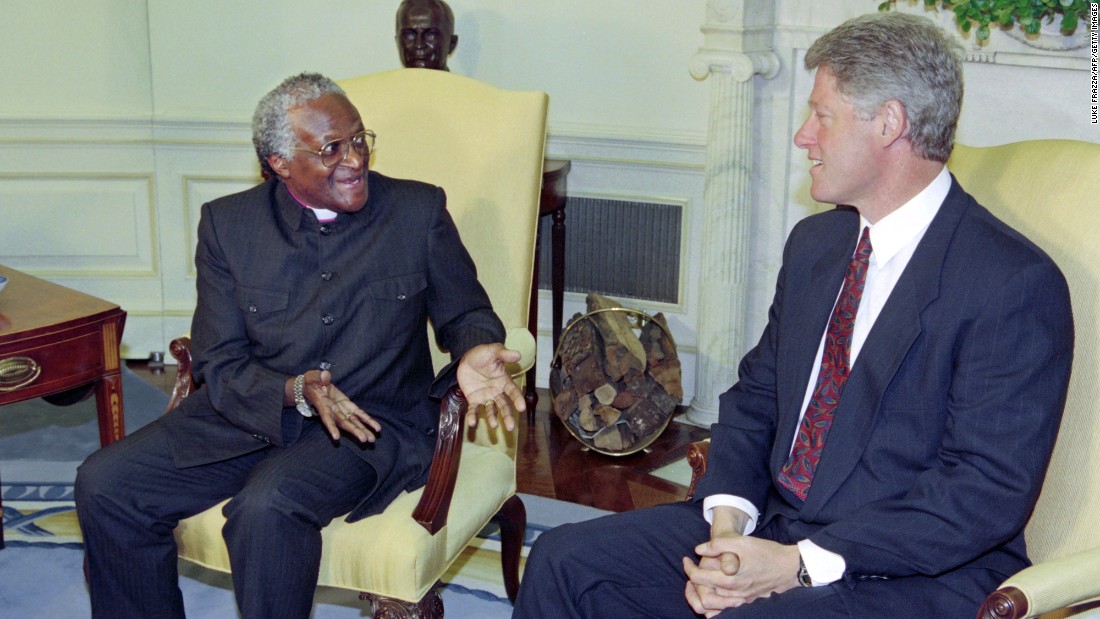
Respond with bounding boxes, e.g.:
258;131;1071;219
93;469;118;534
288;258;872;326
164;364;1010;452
525;158;571;412
0;264;126;548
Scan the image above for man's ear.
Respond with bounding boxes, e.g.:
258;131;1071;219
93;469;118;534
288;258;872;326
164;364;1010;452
880;99;907;145
268;154;291;179
449;34;458;55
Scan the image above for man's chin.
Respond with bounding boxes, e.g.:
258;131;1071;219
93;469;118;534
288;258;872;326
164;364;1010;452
340;192;369;213
808;184;833;205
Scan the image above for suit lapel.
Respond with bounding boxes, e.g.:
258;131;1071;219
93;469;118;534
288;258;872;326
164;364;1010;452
796;179;971;516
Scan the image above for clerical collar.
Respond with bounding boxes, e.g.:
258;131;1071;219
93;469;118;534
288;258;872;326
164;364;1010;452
284;185;338;223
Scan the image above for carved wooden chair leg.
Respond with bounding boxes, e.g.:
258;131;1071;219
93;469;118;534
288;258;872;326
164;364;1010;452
492;494;527;602
359;586;443;619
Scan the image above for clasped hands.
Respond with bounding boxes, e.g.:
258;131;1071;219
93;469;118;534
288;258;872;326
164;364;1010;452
297;343;526;443
683;520;802;616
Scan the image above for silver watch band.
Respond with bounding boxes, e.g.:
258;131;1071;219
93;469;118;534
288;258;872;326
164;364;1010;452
293;374;315;417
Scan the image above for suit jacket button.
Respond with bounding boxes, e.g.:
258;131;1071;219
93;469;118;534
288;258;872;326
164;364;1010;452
248;304;258;313
321;314;335;325
321;271;333;281
319;225;332;235
397;293;407;301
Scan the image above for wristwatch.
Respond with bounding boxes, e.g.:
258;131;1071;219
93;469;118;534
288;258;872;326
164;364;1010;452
797;554;813;587
293;374;315;417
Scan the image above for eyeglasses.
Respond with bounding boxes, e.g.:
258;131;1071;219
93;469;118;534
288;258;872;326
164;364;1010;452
294;130;376;168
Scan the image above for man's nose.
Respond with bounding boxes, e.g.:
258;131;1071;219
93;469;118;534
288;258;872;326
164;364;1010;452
793;117;814;149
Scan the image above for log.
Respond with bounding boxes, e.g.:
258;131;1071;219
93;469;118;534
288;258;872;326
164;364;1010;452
593;383;618;405
558;316;607;395
587;294;646;381
593;424;630;452
641;314;683;400
553;387;577;423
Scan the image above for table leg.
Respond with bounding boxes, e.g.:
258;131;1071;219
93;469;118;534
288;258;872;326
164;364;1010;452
550;208;566;354
525;225;542;417
94;371;125;447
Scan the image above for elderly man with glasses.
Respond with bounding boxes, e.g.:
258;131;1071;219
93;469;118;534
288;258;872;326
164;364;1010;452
75;72;524;619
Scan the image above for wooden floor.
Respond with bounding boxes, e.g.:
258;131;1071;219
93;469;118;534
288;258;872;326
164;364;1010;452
127;361;709;513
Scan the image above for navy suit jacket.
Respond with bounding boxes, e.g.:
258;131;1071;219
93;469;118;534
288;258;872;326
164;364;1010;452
161;172;504;520
695;177;1074;599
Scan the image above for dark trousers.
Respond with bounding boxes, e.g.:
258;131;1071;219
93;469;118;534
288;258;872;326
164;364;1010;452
511;501;983;619
75;416;377;619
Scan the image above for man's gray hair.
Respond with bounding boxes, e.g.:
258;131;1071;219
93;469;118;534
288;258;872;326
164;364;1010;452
805;11;964;163
252;72;346;178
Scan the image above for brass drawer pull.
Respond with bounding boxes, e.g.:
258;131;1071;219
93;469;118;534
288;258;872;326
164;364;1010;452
0;356;42;392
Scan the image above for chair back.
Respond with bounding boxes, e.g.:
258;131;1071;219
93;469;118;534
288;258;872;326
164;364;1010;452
948;140;1100;566
338;69;548;374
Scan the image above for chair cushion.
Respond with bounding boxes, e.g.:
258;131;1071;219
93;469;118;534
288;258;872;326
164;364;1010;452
175;441;516;602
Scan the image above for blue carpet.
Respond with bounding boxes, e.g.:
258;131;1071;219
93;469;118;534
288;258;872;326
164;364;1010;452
0;368;611;618
0;493;607;618
0;366;168;482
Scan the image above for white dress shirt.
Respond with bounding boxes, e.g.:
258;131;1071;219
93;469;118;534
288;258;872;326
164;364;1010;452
702;166;951;585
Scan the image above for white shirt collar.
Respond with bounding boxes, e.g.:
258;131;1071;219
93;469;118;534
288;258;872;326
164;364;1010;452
284;183;339;223
860;166;951;269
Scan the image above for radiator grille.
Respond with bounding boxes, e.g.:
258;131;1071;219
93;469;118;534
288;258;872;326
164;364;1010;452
536;197;681;304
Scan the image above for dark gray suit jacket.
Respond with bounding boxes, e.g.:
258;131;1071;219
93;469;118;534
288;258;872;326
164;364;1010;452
695;177;1074;604
161;172;504;520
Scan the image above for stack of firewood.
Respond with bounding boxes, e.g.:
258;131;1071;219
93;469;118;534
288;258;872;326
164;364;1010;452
550;293;683;454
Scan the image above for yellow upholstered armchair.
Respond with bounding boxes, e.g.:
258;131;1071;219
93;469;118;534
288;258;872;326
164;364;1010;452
950;140;1100;619
171;69;548;618
687;140;1100;619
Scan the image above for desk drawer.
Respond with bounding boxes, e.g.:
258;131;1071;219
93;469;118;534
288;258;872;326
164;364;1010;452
0;328;105;404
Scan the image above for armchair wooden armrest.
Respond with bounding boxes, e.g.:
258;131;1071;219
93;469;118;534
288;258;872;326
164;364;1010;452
411;387;467;534
976;545;1100;619
163;335;467;536
165;336;196;413
685;439;710;501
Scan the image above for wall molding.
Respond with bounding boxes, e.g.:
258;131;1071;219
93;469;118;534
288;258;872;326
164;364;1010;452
0;172;159;278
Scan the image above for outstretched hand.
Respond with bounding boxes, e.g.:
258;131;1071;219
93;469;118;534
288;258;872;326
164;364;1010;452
456;343;526;432
301;370;382;443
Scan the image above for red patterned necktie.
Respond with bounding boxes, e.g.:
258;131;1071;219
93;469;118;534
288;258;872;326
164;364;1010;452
777;226;873;501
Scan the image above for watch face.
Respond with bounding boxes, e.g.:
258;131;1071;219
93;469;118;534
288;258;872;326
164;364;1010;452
798;558;812;587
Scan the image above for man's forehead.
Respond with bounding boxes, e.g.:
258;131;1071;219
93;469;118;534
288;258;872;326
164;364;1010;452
807;69;843;104
291;96;362;132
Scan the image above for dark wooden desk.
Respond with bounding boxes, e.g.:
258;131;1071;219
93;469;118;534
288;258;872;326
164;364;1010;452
525;158;571;411
0;265;126;548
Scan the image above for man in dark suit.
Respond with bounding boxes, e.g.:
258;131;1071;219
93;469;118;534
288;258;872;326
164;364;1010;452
512;12;1073;619
75;72;525;619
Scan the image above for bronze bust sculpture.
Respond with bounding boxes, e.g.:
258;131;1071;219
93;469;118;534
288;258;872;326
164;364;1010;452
395;0;458;71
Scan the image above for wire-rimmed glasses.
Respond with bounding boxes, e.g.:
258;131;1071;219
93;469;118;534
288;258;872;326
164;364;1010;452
294;129;376;168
